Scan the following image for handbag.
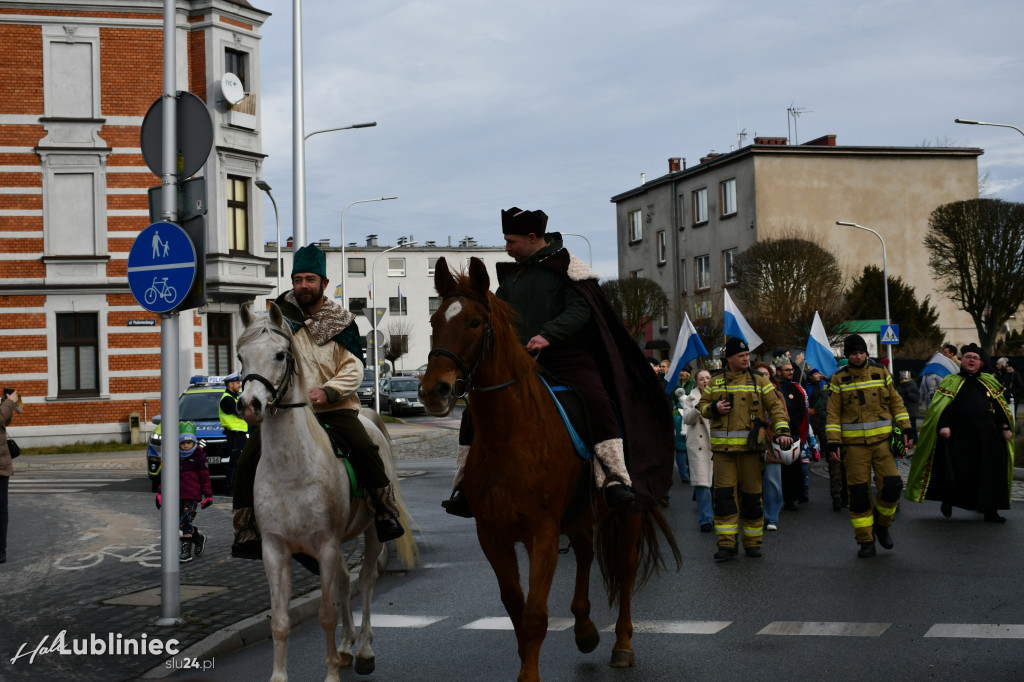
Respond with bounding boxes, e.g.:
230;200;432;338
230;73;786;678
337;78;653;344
7;438;19;459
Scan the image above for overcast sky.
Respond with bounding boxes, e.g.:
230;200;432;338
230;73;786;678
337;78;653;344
250;0;1024;278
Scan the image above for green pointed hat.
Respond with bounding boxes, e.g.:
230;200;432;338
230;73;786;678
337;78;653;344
178;421;198;443
292;243;327;278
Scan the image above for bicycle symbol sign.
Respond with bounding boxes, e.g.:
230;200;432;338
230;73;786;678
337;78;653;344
127;222;196;314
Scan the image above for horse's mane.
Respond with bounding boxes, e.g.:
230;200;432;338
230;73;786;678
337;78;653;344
238;313;332;455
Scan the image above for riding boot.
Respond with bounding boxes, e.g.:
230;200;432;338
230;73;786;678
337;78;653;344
231;507;262;560
372;482;405;542
593;439;635;511
441;445;473;518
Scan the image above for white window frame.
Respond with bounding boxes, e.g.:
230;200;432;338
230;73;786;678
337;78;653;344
656;230;667;264
693;188;708;225
678;193;687;229
387;257;406;277
721;178;737;217
348;257;366;276
427;257;439;276
695;255;710;291
723;248;737;285
628;209;642;242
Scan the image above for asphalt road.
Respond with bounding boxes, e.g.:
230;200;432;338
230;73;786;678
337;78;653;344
197;457;1024;682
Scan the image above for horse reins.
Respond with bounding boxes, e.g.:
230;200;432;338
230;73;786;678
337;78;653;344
427;293;517;398
240;325;307;411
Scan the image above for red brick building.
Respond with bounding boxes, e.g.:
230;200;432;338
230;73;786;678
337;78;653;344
0;0;273;446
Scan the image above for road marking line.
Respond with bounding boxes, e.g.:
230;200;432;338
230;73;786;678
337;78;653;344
463;617;575;631
607;620;732;635
925;624;1024;639
350;614;445;628
10;487;90;493
12;478;128;483
758;622;890;636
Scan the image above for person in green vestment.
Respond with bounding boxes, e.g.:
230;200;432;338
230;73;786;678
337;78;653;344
905;344;1015;523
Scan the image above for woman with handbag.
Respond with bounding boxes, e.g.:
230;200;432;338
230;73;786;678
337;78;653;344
1;388;22;564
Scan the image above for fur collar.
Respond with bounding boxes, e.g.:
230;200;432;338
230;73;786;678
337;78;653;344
281;290;355;346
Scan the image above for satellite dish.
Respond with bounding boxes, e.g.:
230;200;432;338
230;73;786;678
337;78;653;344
220;72;245;105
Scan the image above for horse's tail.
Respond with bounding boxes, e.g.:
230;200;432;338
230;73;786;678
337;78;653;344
594;506;681;607
391;474;419;570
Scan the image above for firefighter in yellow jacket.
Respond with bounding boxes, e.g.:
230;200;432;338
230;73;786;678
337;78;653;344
699;337;791;562
825;334;914;558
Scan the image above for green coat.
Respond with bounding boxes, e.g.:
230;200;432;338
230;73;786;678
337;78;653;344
905;372;1015;503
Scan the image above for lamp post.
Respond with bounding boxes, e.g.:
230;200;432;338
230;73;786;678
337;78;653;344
955;118;1024;139
255;180;281;297
340;196;398;306
560;232;593;264
370;241;417;413
836;221;893;370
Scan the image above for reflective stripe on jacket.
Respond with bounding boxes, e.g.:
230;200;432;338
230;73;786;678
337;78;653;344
698;369;790;452
825;360;910;444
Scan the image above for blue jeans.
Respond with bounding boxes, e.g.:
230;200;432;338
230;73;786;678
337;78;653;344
695;485;713;527
762;462;782;524
675;449;690;483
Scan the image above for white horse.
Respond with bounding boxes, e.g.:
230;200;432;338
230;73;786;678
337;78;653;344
237;302;417;682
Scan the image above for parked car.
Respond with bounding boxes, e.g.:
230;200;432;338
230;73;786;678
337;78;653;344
357;368;377;407
379;376;426;416
147;375;236;490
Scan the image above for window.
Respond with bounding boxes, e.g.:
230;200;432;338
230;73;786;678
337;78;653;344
427;257;439;275
720;178;737;217
389;335;409;354
660;303;669;330
692;188;708;225
695;255;710;291
723;248;737;285
348;257;366;276
628;209;642;242
629;269;644;279
349;297;367;314
678;194;687;229
225;48;248;90
389;296;408;315
679;259;686;293
388;257;406;277
227;175;249;253
429;296;442;314
207;313;232;376
694;300;712;319
656;230;667;264
57;312;99;396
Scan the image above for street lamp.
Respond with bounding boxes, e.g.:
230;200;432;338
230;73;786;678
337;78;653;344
340;196;398;305
955;118;1024;139
370;241;417;413
836;221;893;370
255;180;281;297
560;233;593;264
292;121;377;248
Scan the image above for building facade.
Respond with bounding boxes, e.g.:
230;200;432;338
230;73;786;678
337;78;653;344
0;0;273;446
611;135;982;354
267;235;508;373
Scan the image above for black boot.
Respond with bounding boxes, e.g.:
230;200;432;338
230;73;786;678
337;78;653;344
604;482;635;511
231;508;261;560
714;545;739;563
375;518;405;542
744;546;762;558
441;489;473;518
875;524;894;550
192;529;206;558
984;511;1007;523
941;501;953;518
857;540;876;558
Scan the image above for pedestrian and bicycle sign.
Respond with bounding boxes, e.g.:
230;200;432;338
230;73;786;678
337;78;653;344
880;324;900;345
127;222;197;314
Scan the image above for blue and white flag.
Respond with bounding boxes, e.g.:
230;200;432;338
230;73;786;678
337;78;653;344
722;289;763;350
666;313;708;395
920;352;959;378
803;311;838;379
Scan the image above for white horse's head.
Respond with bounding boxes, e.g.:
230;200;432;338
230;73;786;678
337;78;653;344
236;302;300;424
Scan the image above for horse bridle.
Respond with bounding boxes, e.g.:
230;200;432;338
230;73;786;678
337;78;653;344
427;293;516;398
240;326;307;411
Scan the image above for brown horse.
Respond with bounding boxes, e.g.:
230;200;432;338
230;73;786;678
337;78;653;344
419;256;680;682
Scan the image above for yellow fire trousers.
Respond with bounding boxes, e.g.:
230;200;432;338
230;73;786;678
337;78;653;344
843;439;901;544
712;451;765;549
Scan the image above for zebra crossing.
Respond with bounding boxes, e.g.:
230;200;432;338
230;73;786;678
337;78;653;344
8;476;132;494
354;614;1024;639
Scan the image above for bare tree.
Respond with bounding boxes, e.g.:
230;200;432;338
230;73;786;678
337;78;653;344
924;198;1024;355
731;233;848;350
600;277;669;345
383;318;415;371
682;291;723;357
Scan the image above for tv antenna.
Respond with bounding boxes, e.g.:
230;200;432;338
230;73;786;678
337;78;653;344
737;127;749;148
787;103;813;144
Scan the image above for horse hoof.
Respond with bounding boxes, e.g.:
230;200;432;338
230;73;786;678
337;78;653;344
609;649;635;668
574;624;600;653
355;656;376;675
339;652;353;668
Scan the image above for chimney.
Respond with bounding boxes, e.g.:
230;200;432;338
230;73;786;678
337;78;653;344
753;136;787;146
318;238;330;248
640;172;646;184
668;157;681;172
803;134;837;147
699;151;722;164
366;234;378;247
286;236;293;247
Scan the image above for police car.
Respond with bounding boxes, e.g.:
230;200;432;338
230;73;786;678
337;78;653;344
147;376;236;489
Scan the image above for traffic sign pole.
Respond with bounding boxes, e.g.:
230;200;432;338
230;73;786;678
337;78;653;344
156;0;183;627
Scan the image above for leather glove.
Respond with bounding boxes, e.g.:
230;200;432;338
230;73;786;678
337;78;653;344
155;493;162;509
201;496;213;509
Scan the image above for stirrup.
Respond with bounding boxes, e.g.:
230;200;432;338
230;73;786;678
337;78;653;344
441;489;473;518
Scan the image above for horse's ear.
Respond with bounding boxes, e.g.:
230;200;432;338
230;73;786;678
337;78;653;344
468;257;490;294
240;302;254;328
268;301;285;331
434;256;455;296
